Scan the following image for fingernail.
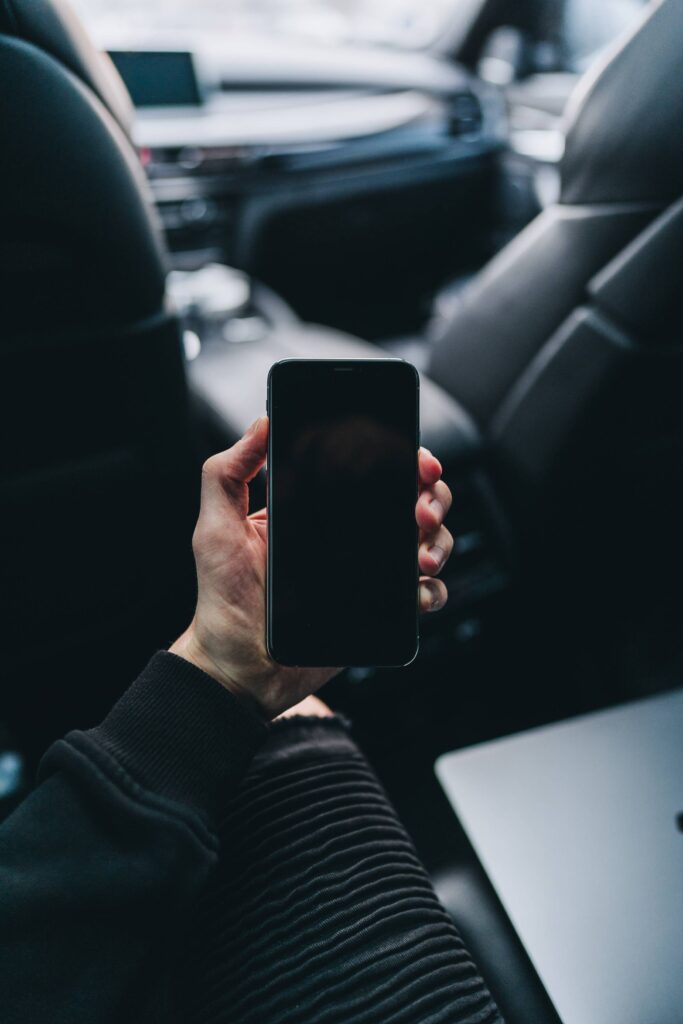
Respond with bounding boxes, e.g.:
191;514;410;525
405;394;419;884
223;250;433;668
428;545;446;568
420;580;442;611
421;448;441;470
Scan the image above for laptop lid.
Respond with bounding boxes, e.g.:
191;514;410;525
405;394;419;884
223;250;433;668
436;688;683;1024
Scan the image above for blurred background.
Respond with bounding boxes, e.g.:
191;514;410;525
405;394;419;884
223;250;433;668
3;2;682;1016
72;0;645;57
61;0;650;347
5;0;679;883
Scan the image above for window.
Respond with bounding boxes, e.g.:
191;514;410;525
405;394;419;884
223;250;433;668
71;0;460;50
564;0;650;71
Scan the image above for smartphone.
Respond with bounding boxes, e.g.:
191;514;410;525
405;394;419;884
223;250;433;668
267;358;419;667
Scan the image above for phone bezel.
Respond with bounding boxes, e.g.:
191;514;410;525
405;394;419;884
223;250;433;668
266;357;420;668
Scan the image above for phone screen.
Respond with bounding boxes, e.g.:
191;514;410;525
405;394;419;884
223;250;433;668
267;359;419;667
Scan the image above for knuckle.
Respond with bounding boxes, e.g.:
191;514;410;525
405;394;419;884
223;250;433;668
201;456;216;478
191;524;205;553
437;480;452;510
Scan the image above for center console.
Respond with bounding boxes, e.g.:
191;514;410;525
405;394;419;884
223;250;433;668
132;36;513;714
172;263;513;674
110;41;505;337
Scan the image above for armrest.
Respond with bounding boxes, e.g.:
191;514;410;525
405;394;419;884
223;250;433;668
187;322;481;466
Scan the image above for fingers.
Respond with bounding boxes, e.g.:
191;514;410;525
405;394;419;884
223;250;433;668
208;416;268;487
419;525;453;576
417;451;451;612
416;479;452;533
419;577;448;613
419;447;442;487
200;417;268;519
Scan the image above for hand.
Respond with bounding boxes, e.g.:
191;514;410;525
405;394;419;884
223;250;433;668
170;417;452;719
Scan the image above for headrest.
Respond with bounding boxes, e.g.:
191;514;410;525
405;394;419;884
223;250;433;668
0;0;133;134
561;0;683;206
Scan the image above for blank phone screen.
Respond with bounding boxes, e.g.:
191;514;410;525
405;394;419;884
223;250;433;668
267;359;419;667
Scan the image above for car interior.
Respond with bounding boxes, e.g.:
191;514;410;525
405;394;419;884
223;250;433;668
1;0;681;1020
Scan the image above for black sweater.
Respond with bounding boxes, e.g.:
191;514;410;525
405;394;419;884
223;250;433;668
1;652;501;1024
1;652;269;1023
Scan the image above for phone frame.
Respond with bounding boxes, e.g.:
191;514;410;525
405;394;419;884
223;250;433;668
266;357;420;668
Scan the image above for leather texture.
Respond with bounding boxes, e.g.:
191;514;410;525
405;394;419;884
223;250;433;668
590;195;683;342
428;201;657;423
561;0;683;205
188;323;481;468
0;0;132;133
0;38;166;333
429;0;682;428
428;11;683;1012
0;3;197;757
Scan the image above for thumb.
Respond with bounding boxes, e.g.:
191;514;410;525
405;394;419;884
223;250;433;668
200;417;268;519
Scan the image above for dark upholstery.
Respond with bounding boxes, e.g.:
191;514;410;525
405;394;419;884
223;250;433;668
427;0;683;699
560;0;683;206
0;36;164;332
0;0;132;132
427;7;683;1015
0;0;198;759
429;0;683;425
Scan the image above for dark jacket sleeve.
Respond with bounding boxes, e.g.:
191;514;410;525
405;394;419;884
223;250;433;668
0;651;269;1024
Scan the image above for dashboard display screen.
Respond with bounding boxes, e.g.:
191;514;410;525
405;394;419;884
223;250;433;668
108;51;202;107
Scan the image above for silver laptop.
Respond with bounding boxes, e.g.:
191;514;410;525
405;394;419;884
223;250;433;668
435;688;683;1024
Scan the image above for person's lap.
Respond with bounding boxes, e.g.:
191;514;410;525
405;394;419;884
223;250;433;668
179;716;502;1024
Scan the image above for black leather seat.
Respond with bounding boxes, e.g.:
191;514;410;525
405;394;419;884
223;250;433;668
0;0;199;758
428;6;683;1017
430;0;683;428
427;0;683;693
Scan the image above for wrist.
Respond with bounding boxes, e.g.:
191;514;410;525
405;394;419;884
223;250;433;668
169;628;271;723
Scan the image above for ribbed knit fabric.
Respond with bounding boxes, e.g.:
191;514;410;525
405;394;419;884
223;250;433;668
52;651;269;824
180;716;503;1024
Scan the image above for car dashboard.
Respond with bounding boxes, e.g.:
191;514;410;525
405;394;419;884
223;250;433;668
110;40;506;337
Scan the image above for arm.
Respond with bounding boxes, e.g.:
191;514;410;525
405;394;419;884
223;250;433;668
170;416;452;715
0;652;268;1024
1;416;452;1021
184;715;503;1024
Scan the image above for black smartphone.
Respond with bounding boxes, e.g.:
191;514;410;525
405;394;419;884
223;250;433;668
267;358;419;667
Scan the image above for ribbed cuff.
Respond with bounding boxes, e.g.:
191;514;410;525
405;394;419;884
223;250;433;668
68;651;269;822
249;713;359;777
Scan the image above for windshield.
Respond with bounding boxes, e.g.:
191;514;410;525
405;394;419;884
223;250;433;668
70;0;458;50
